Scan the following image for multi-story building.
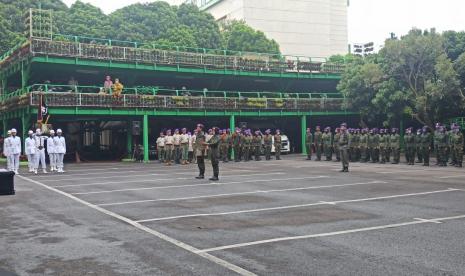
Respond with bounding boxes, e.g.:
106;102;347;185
183;0;349;58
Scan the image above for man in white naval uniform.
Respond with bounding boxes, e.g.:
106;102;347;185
9;128;21;175
47;130;57;172
3;130;11;171
34;128;48;174
25;130;37;173
55;129;66;173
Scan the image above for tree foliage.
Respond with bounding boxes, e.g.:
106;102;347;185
221;20;280;53
0;0;280;54
338;29;465;127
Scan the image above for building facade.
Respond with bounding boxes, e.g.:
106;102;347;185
183;0;349;58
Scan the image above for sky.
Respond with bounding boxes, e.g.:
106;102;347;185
62;0;465;49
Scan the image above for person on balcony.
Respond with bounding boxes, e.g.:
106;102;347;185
67;76;78;93
112;78;124;98
103;76;113;93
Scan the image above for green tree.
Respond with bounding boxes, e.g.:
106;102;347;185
337;56;384;126
221;20;280;53
176;4;222;49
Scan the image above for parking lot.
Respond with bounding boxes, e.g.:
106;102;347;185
1;155;465;275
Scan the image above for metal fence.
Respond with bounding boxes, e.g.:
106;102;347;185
30;39;345;74
29;92;345;111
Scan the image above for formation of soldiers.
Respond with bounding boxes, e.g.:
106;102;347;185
305;123;463;168
3;128;67;175
155;127;284;167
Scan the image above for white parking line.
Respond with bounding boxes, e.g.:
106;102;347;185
377;169;427;174
438;175;465;179
16;175;256;276
70;176;328;195
46;169;259;182
135;188;462;223
198;214;465;253
55;172;285;188
98;181;386;207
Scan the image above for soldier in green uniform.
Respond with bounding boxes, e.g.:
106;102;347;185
404;127;415;165
195;124;207;179
226;129;233;161
243;130;252;162
206;127;220;181
232;128;242;162
385;129;391;163
390;128;401;164
372;128;381;163
334;128;341;162
437;126;448;166
322;127;333;161
379;129;388;164
314;126;323;161
264;129;273;160
451;125;463;167
305;128;313;160
348;128;355;162
339;123;349;172
448;125;456;166
433;123;441;165
253;131;262;161
359;128;369;163
354;129;361;162
219;129;229;162
274;129;282;160
415;129;423;163
421;126;432;166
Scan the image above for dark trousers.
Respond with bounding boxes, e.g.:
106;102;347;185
234;145;241;161
341;147;349;169
305;144;312;159
197;156;205;176
211;152;219;177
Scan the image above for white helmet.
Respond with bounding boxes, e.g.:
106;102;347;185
57;129;62;133
28;130;34;135
11;128;17;133
49;129;55;134
7;130;11;135
36;128;41;134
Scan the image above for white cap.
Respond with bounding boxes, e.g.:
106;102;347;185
57;129;62;133
28;130;34;135
11;128;17;133
36;128;41;133
7;130;11;135
49;129;55;134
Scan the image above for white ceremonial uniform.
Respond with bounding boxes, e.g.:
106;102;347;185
3;136;11;171
25;136;37;172
9;136;21;173
34;135;47;171
54;136;66;172
47;136;57;171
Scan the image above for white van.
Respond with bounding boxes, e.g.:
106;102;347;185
271;135;291;154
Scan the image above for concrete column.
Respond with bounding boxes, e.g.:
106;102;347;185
301;115;307;155
143;115;149;163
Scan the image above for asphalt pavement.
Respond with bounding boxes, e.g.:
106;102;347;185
1;155;464;276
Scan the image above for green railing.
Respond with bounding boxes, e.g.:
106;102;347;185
23;84;343;99
0;84;346;112
52;34;327;63
0;39;28;64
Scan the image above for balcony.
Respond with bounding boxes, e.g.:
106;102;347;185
0;84;346;113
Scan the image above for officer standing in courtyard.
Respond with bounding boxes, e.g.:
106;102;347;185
206;127;220;181
339;123;349;172
274;129;282;160
305;128;313;160
195;124;206;179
